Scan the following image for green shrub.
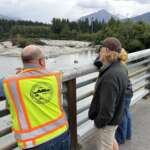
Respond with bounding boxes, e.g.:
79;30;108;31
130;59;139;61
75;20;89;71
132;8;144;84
11;35;46;48
128;39;145;52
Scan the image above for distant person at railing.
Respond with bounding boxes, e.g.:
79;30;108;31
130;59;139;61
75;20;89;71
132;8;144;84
0;79;5;99
0;45;70;150
88;37;128;150
115;48;133;145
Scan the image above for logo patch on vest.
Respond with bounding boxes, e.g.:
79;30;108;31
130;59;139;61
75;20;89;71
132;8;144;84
30;82;53;104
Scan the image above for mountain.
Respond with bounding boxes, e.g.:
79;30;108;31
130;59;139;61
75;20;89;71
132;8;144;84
80;9;150;24
129;12;150;23
80;9;118;23
0;14;20;21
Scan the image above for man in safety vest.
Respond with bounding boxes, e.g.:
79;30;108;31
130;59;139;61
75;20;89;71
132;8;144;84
0;45;70;150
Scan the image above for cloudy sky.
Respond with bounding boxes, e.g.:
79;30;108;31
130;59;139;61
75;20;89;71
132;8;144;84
0;0;150;23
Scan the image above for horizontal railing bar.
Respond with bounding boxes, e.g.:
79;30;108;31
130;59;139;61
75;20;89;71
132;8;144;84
0;50;149;83
1;143;17;150
0;109;9;117
77;103;91;115
128;57;150;69
76;81;149;116
133;81;149;92
76;74;149;104
77;90;150;127
0;50;150;88
0;115;12;137
78;93;150;128
76;77;97;89
129;66;150;78
0;125;12;138
63;65;97;82
77;85;149;128
13;148;20;150
131;89;149;105
128;49;150;62
77;91;93;102
77;117;89;127
131;74;150;85
0;133;17;150
76;74;149;102
62;49;150;81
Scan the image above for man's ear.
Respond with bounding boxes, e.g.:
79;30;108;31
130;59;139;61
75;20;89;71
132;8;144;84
39;58;45;68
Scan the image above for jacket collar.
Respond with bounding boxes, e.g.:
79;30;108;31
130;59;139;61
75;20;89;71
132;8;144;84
100;60;120;76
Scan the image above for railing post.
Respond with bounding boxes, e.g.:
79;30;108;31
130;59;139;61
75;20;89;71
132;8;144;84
66;79;78;150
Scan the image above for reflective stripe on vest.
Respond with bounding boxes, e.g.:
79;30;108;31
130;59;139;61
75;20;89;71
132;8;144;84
25;141;34;148
3;69;68;149
15;115;67;141
9;80;29;130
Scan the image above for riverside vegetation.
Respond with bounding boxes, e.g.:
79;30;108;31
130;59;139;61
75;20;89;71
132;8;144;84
0;18;150;52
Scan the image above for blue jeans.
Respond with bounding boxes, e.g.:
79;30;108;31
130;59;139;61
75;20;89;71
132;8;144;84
115;96;132;144
26;131;71;150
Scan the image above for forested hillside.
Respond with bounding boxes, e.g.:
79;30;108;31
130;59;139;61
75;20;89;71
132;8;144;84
0;18;150;52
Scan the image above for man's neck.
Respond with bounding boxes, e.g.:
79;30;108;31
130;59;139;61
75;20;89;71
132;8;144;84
102;60;110;66
23;64;41;69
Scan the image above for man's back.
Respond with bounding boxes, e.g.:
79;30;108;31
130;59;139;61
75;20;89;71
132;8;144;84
3;67;69;149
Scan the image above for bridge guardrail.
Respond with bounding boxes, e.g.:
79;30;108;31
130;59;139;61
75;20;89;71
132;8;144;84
0;49;150;150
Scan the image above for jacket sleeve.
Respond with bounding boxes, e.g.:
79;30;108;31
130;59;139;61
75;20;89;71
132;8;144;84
88;94;99;120
94;79;119;128
88;57;103;120
94;56;103;69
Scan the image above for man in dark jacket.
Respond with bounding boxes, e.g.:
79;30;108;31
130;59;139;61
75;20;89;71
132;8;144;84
88;37;128;150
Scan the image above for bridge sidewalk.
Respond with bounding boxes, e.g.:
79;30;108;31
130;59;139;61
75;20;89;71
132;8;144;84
80;97;150;150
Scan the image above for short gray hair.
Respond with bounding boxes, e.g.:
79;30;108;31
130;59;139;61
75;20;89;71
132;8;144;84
21;45;43;63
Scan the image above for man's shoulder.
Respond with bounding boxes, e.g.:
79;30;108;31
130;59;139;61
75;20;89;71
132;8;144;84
3;75;17;82
45;69;63;77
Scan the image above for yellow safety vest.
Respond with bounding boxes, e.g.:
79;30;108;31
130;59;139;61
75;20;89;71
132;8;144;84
3;68;68;149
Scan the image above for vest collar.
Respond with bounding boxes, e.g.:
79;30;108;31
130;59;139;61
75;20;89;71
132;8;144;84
20;65;45;74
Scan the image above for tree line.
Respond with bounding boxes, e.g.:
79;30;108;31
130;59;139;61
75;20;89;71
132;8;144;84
0;18;150;52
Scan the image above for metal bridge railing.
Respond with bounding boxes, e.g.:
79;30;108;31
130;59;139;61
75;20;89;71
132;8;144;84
0;49;150;150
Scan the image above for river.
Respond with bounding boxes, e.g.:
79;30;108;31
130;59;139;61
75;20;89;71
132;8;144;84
0;50;97;78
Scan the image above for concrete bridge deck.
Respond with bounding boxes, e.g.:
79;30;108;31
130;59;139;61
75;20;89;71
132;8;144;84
80;97;150;150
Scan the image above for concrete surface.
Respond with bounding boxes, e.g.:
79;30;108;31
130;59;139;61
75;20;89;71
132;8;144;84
80;97;150;150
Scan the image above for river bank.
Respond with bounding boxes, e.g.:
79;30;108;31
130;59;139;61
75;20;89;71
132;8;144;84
0;40;96;57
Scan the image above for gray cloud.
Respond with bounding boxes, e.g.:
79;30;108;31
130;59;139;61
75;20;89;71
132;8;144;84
117;0;150;4
0;0;74;22
77;0;108;9
0;0;150;22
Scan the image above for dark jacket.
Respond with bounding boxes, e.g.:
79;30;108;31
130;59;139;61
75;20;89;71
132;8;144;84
94;56;133;97
89;57;128;128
